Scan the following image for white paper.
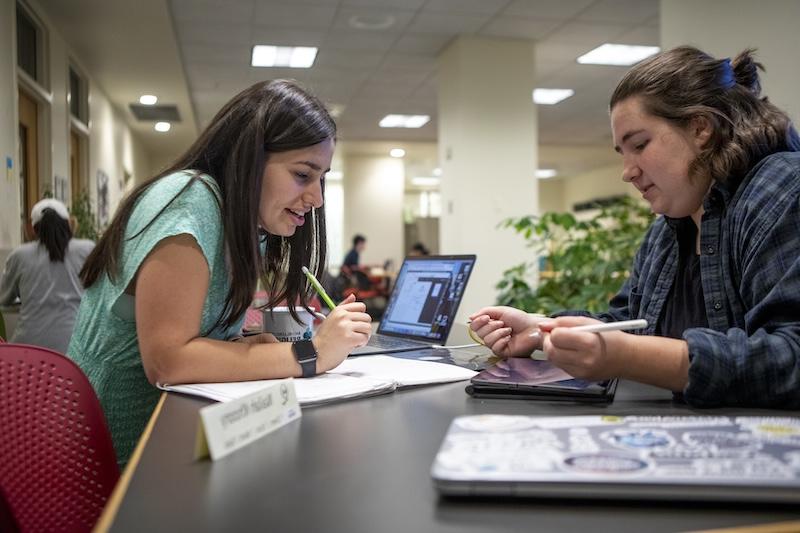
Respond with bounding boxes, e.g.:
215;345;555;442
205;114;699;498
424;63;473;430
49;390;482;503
163;372;395;407
329;355;477;387
160;355;476;406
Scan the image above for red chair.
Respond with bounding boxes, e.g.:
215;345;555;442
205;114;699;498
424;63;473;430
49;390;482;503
0;344;120;533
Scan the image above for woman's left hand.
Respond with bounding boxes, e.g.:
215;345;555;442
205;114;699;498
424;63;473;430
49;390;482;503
539;316;627;381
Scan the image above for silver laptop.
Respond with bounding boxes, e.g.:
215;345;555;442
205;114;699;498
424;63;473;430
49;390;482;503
432;414;800;503
350;255;476;356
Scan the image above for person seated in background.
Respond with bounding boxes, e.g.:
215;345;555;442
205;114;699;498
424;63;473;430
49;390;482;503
343;234;366;269
69;80;372;466
408;242;429;256
0;199;95;352
471;46;800;408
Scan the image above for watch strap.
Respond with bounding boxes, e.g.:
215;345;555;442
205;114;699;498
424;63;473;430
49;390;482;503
292;340;317;378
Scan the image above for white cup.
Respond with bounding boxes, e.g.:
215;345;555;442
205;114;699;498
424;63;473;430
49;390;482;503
261;306;315;342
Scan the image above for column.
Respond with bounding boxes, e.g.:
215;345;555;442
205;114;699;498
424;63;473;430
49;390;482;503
438;37;538;321
342;154;405;270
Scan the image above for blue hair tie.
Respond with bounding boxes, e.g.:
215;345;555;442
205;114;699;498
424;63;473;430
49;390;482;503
719;57;735;89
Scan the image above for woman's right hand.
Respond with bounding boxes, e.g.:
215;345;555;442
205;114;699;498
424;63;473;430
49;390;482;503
468;306;546;358
312;294;372;372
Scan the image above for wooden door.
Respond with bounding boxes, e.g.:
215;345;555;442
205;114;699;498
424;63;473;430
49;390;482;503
70;128;81;203
18;89;39;240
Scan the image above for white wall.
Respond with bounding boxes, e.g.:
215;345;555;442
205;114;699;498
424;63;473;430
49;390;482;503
343;155;404;269
538;179;564;213
0;0;151;250
661;0;800;124
87;87;150;224
0;0;20;248
562;164;634;212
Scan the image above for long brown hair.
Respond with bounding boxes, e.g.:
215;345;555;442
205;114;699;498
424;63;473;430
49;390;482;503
610;46;800;184
80;79;335;330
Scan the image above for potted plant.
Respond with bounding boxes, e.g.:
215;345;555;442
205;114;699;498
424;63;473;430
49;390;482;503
496;196;654;315
70;189;101;241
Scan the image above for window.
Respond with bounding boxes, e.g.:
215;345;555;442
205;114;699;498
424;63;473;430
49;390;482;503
16;3;42;83
69;66;89;124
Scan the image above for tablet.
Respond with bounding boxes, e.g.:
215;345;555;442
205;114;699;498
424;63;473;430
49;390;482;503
465;357;617;403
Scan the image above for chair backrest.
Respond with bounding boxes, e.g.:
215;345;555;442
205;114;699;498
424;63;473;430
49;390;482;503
0;344;120;533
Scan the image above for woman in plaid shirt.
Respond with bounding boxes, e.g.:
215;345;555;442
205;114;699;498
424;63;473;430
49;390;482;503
470;46;800;408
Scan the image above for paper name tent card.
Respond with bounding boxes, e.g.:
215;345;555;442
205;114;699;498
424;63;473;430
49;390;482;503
432;415;800;503
161;355;476;407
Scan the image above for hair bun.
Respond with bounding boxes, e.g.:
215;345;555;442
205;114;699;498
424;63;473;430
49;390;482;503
731;48;763;96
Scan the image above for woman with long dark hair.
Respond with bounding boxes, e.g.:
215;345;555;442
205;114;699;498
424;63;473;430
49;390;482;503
68;79;372;466
0;199;95;352
470;46;800;408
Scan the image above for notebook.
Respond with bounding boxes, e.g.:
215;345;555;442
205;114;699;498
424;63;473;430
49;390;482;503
432;415;800;503
351;255;476;356
465;358;617;403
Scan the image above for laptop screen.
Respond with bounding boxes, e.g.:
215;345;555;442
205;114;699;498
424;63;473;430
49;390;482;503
378;255;476;342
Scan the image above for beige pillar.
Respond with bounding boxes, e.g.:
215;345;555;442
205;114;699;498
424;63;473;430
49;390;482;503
661;0;800;123
438;37;538;321
342;154;405;270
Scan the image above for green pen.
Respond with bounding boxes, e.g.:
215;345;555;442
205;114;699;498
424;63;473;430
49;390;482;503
302;266;337;311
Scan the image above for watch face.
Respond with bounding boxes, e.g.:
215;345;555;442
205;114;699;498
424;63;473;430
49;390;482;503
293;340;317;358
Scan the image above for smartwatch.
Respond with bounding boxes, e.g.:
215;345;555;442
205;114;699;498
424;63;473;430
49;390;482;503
292;340;318;378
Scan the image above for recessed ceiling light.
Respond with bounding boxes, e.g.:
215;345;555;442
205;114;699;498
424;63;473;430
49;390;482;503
411;176;440;187
536;169;557;179
379;114;430;128
577;44;660;66
348;14;395;30
390;148;406;158
432;167;442;176
154;121;171;132
139;94;158;106
251;45;318;68
532;88;574;105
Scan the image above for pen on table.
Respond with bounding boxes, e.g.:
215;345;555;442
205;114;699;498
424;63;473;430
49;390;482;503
529;319;648;336
302;266;337;311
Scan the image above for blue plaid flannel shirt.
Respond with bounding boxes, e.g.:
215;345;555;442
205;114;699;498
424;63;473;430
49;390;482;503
572;151;800;408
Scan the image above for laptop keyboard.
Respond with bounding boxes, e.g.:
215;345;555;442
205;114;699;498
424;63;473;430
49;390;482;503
368;334;427;349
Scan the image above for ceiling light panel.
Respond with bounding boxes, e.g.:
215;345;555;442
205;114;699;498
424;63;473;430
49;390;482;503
379;114;431;128
251;45;318;68
576;44;660;66
536;169;558;179
533;88;575;105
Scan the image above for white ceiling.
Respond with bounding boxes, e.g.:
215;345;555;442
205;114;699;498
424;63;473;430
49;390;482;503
41;0;660;178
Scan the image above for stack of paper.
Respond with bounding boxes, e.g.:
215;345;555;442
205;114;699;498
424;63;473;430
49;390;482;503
160;355;477;407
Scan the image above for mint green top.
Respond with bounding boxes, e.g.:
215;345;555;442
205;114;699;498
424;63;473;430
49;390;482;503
68;171;244;466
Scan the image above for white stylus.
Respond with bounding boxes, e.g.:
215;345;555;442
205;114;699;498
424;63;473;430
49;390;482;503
529;318;648;336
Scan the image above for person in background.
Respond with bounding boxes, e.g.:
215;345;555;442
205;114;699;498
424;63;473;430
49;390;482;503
0;199;95;353
471;46;800;408
409;242;430;256
69;79;372;466
343;234;366;268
